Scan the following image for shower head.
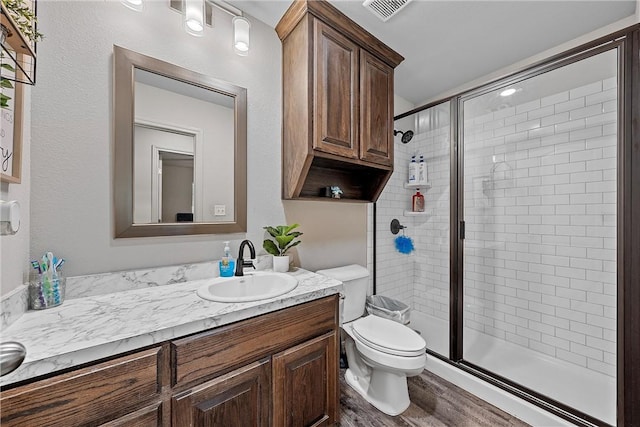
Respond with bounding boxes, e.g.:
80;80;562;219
394;129;414;144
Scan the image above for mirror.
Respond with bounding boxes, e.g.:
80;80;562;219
114;45;247;237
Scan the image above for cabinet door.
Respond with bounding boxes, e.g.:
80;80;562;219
359;50;394;166
273;332;338;427
313;19;359;159
172;358;270;427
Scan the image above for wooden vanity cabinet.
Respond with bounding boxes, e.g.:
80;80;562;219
0;296;339;427
171;295;340;427
277;0;403;202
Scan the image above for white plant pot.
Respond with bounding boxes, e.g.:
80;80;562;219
273;255;290;273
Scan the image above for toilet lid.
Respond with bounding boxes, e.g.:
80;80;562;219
352;315;426;357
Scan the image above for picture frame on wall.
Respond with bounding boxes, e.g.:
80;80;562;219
0;53;24;184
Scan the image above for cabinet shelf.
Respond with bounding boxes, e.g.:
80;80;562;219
404;182;431;189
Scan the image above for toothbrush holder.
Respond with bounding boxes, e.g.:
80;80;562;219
28;272;66;310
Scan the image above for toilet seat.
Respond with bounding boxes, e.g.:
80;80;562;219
351;315;426;357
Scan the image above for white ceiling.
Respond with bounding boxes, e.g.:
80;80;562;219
236;0;637;108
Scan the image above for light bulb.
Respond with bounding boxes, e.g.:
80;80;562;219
185;0;204;37
500;88;517;97
121;0;143;12
233;16;250;56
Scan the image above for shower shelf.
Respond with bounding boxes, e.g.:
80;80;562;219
404;182;431;189
403;210;429;216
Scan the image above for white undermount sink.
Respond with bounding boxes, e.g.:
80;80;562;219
196;271;298;303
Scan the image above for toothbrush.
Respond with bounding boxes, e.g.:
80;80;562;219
54;258;65;303
41;254;53;305
30;260;41;274
46;252;62;304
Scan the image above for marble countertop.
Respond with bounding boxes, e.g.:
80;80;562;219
0;269;342;387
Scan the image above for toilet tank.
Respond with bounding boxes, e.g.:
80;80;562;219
316;265;370;323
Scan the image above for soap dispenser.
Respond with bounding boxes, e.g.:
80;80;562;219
219;241;235;277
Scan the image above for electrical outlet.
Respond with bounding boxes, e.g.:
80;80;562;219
214;205;226;216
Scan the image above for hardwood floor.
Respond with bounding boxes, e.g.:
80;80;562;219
339;369;531;426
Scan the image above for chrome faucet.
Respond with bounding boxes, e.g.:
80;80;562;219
235;239;256;276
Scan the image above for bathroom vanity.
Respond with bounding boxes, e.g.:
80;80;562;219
0;268;342;426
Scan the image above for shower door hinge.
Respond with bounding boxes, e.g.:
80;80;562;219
460;221;465;239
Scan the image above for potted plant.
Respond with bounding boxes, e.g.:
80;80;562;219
2;0;44;44
1;0;44;109
263;224;303;272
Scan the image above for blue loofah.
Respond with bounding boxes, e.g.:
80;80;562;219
395;235;414;254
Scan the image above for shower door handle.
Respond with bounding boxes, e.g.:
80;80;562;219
459;221;465;240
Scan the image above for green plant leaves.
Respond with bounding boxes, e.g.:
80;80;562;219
1;63;16;72
262;224;303;256
263;239;280;256
0;93;11;108
283;223;300;234
2;0;44;42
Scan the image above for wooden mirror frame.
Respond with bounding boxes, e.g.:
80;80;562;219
113;45;247;238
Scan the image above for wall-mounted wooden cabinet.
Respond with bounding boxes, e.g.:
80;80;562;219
276;0;403;202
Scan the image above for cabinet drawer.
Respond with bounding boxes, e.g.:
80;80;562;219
0;347;162;427
100;403;162;427
172;295;338;387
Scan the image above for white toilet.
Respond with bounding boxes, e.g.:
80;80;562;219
316;265;426;416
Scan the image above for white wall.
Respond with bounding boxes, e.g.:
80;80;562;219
0;88;31;295
283;201;367;272
18;1;366;284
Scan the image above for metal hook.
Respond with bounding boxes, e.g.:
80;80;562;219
390;219;406;235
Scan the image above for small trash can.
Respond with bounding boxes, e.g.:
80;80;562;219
366;295;410;325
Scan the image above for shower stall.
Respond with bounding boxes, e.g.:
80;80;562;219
374;27;640;427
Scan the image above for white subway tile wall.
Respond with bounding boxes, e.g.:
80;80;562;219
463;77;617;377
375;136;415;306
376;103;451;348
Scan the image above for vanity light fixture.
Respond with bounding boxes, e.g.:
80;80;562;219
500;87;517;97
184;0;205;37
232;16;250;56
121;0;144;12
165;0;251;55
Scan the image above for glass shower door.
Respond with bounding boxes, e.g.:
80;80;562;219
461;48;618;425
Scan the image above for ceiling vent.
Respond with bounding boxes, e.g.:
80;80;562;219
362;0;412;22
